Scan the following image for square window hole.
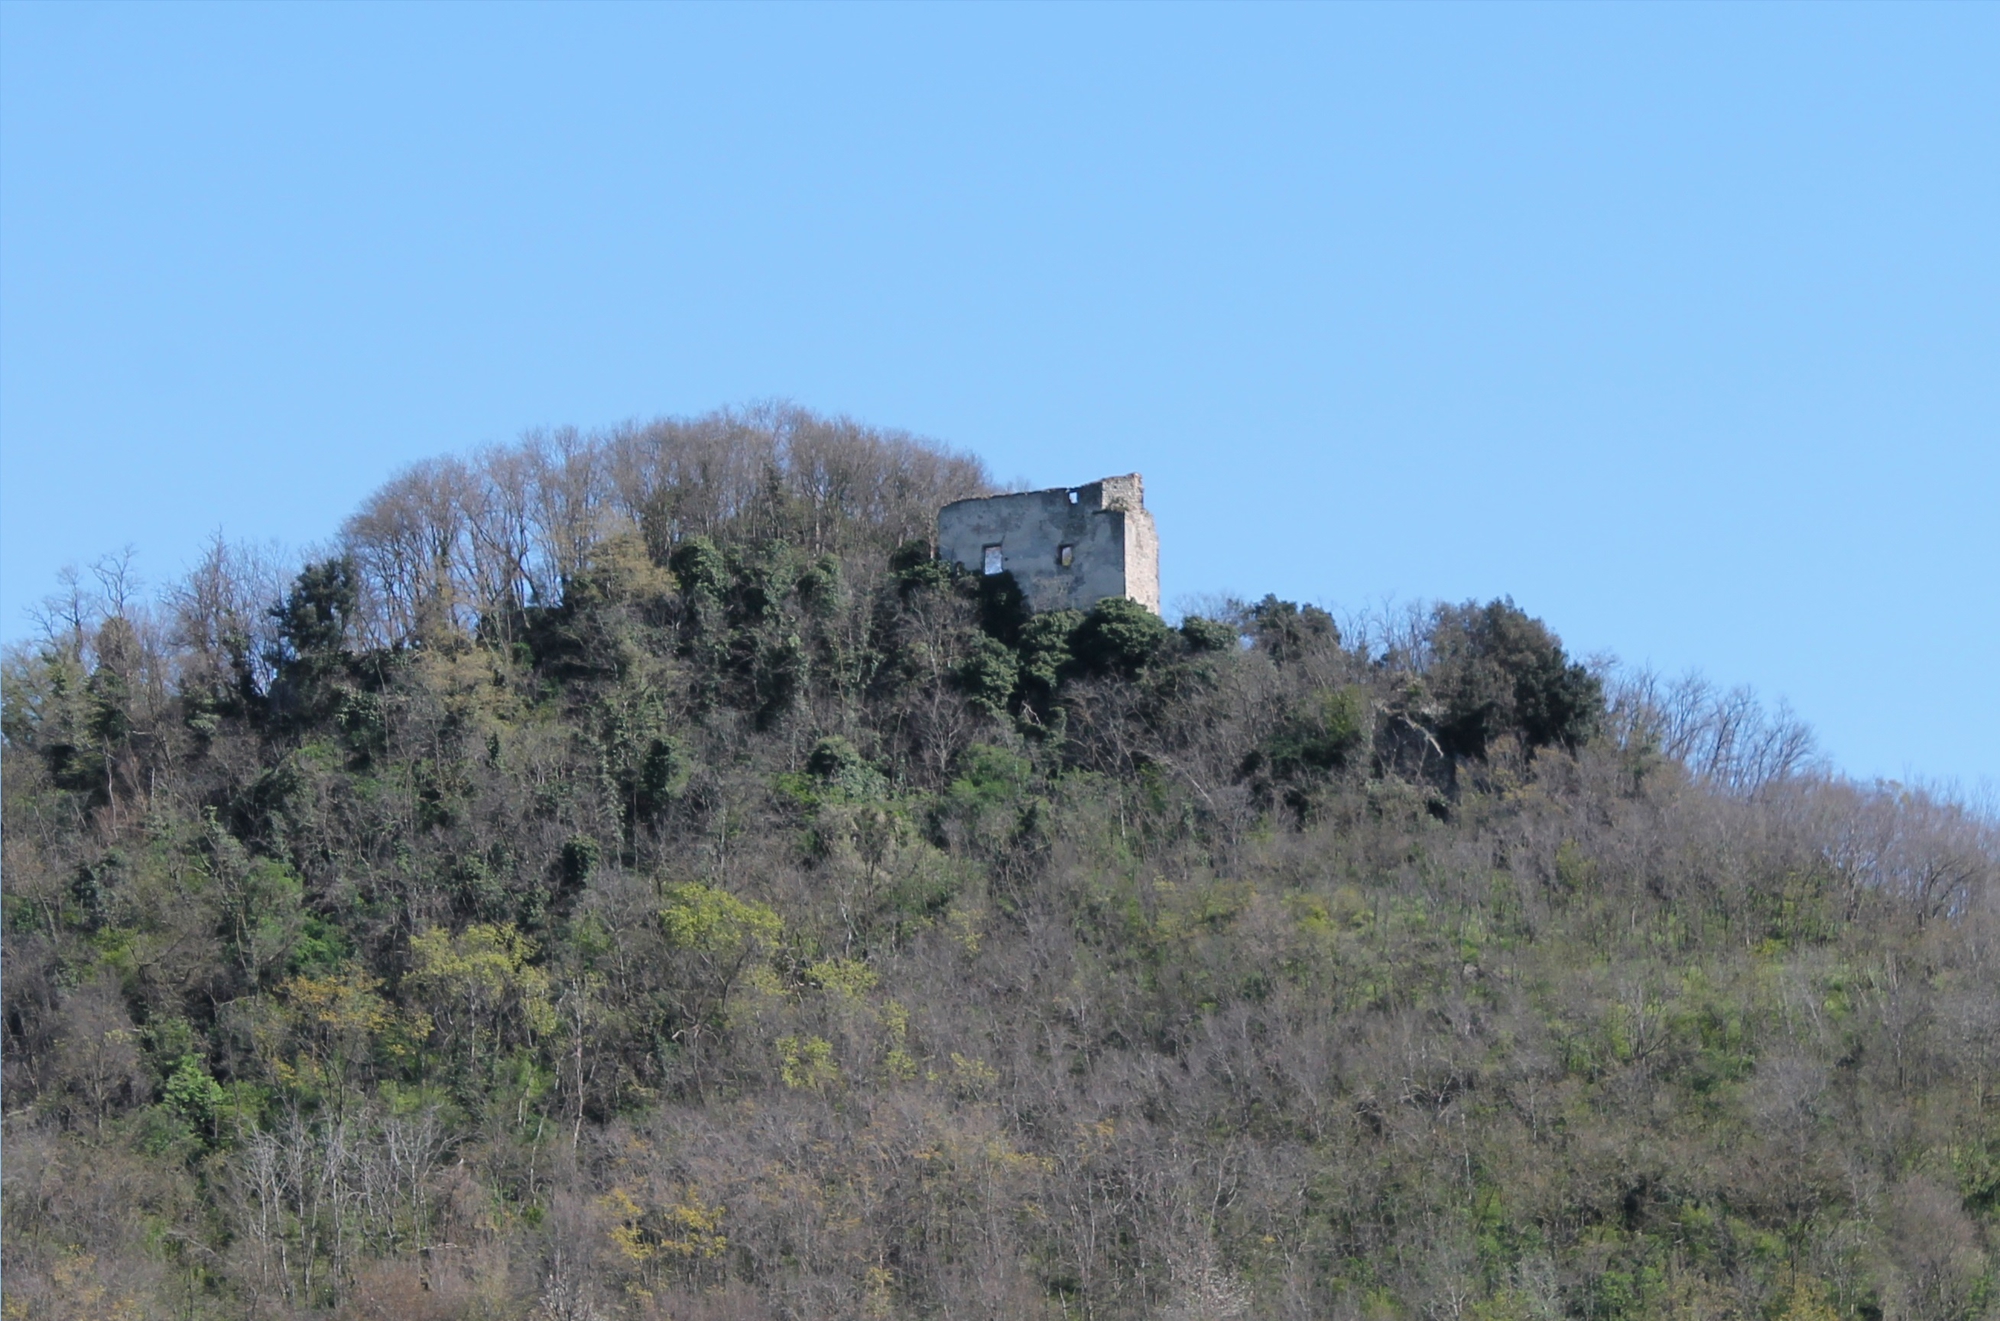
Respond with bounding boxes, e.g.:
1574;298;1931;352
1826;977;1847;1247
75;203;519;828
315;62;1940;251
982;545;1003;575
1058;544;1074;567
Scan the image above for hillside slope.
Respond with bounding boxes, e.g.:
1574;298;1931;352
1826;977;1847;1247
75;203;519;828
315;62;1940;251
4;408;1996;1321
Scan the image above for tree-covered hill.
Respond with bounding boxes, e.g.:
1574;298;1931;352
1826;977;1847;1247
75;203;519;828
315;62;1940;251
3;406;1995;1321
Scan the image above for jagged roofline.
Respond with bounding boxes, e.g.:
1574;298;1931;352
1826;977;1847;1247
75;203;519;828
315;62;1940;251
941;473;1146;514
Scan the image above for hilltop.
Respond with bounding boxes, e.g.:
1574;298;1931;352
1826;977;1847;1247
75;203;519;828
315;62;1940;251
3;406;1995;1321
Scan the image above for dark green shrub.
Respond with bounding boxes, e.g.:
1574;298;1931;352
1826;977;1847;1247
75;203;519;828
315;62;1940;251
890;540;955;594
636;736;688;818
806;735;888;798
1180;615;1240;653
560;834;601;887
1016;609;1083;708
270;556;358;664
976;570;1030;645
887;540;933;574
1070;597;1170;677
669;536;728;597
1430;598;1602;758
1248;595;1338;662
957;637;1020;717
794;553;843;614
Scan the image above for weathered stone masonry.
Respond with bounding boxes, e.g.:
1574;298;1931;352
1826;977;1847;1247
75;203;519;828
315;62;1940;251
937;474;1160;616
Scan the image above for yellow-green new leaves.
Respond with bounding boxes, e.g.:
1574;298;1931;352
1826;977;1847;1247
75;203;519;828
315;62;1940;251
236;962;434;1106
405;922;555;1067
658;883;783;1027
805;956;877;1002
658;883;782;955
757;960;922;1089
602;1185;728;1263
776;1034;839;1092
599;1184;729;1302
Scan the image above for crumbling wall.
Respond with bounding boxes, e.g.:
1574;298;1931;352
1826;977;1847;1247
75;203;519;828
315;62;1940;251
937;474;1160;615
1118;491;1160;615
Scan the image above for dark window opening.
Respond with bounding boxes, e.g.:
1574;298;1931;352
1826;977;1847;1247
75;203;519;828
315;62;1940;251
1057;544;1074;568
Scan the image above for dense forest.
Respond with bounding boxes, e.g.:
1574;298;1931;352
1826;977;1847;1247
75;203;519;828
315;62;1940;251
3;406;1995;1321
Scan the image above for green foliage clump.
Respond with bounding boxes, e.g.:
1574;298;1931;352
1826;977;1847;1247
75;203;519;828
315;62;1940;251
658;883;782;956
955;636;1020;717
1248;593;1338;659
270;556;359;665
160;1055;224;1139
1272;685;1371;776
668;536;728;597
1180;615;1240;653
1429;597;1604;757
561;834;602;887
1016;608;1083;707
805;735;889;799
1069;596;1171;677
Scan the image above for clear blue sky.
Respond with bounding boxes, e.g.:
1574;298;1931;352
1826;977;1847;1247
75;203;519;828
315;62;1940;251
2;2;1995;786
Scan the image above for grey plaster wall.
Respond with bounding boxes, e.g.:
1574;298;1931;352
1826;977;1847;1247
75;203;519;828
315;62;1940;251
937;474;1160;615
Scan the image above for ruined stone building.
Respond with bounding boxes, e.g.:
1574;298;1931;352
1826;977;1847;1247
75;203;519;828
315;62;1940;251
937;474;1160;616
